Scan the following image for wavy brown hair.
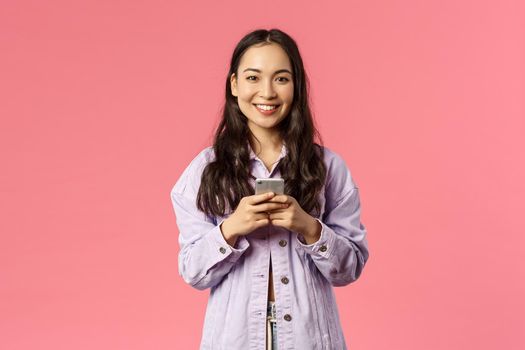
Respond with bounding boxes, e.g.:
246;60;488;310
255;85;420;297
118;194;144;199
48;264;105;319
197;28;327;219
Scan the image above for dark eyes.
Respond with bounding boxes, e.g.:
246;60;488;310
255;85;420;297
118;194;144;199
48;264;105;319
246;76;290;82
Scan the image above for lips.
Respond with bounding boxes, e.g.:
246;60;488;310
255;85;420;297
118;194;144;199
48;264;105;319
253;104;281;115
253;103;280;107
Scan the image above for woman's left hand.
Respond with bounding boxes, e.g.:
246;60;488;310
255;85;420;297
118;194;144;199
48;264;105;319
265;194;322;243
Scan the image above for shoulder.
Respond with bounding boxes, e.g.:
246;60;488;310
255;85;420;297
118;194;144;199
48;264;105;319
171;146;215;196
320;145;358;196
181;145;215;177
319;145;341;164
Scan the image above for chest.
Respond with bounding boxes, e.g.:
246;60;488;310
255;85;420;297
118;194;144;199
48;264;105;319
257;153;281;173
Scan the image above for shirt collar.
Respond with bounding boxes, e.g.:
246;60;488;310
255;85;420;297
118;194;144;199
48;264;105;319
248;141;288;161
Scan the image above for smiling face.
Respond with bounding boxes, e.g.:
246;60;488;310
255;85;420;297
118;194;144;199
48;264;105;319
230;42;294;137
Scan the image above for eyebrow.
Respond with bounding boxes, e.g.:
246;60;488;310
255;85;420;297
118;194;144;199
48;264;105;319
242;68;292;75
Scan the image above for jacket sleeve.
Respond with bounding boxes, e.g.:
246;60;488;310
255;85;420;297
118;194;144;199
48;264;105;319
295;154;369;287
170;150;250;290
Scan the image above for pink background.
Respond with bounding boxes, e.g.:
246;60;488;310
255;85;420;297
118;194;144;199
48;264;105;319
1;0;524;349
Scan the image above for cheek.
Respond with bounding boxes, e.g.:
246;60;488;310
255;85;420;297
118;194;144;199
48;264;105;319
238;94;257;109
236;88;254;105
237;82;256;97
236;98;255;117
280;86;294;103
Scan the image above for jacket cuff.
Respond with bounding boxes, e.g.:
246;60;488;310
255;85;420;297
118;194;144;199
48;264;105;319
295;218;336;259
207;219;250;263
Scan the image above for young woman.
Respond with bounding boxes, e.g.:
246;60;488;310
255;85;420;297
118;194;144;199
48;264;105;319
170;28;370;350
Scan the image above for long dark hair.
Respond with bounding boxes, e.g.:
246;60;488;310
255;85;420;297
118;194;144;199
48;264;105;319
197;28;327;219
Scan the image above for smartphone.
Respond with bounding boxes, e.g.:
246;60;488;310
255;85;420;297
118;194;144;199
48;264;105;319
255;178;285;195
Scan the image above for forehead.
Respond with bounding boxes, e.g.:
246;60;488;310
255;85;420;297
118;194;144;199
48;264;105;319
238;43;292;72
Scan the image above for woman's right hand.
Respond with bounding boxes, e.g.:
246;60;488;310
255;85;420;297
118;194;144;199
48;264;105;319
220;192;289;246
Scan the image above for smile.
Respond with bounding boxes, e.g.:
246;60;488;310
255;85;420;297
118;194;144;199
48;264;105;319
253;104;280;115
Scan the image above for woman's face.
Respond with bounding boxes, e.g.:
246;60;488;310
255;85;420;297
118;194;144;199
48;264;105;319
230;43;294;135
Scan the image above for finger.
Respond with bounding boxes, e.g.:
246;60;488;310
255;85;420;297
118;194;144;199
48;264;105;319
256;202;289;212
267;195;290;204
250;202;284;212
268;217;286;225
255;217;271;227
269;210;288;218
250;192;275;205
254;212;269;221
266;194;283;202
267;217;285;227
268;209;286;215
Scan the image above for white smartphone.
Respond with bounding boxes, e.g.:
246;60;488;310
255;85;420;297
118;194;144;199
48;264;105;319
255;178;285;195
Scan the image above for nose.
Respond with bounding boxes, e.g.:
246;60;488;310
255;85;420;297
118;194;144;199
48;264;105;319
259;78;277;99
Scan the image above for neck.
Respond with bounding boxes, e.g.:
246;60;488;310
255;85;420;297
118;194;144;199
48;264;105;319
250;135;283;154
248;128;283;155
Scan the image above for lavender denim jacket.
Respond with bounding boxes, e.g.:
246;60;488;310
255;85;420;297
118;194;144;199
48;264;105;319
170;142;369;349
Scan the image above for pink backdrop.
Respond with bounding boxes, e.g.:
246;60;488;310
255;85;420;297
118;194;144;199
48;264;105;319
1;0;524;349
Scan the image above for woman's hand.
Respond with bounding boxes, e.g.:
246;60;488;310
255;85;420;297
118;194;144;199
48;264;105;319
220;192;289;246
266;194;322;244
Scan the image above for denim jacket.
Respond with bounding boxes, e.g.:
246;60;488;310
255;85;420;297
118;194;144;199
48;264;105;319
170;142;369;349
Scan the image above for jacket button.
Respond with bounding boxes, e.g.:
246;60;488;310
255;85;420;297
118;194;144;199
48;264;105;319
279;240;287;247
281;276;289;284
283;314;292;321
319;245;327;252
219;247;226;254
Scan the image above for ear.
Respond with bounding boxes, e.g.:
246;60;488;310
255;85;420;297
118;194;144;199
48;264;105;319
230;73;238;97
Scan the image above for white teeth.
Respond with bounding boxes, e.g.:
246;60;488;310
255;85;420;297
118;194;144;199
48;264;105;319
256;104;278;110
